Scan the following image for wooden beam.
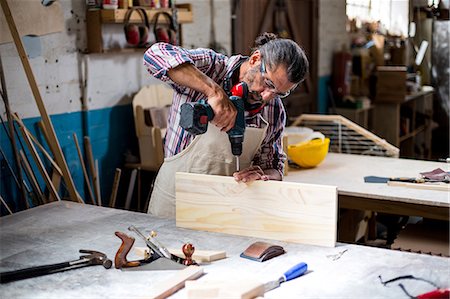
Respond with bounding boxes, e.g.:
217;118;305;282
0;0;79;202
95;159;102;206
176;173;337;247
73;133;96;205
0;195;13;215
109;168;121;208
84;136;100;205
149;265;204;299
19;127;60;202
12;114;63;177
19;150;45;205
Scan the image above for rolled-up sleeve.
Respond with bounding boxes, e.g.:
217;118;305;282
143;42;194;82
143;43;227;89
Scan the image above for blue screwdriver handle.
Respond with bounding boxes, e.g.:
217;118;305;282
283;262;308;281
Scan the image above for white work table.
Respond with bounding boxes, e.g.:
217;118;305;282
284;153;449;220
0;202;449;298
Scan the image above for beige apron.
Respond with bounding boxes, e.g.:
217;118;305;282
148;116;268;218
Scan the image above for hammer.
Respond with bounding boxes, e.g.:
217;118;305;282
0;249;112;283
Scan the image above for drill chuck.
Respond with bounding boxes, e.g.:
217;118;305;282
229;135;244;156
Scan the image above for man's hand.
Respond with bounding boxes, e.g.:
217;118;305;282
233;166;270;183
207;86;237;132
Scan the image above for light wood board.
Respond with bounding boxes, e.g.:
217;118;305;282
185;280;264;299
387;180;450;191
148;265;204;299
176;173;337;247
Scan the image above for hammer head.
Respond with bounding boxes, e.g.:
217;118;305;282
79;249;113;269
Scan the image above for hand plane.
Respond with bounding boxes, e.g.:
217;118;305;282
114;225;197;271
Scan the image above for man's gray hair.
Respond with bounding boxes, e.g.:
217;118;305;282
253;32;309;84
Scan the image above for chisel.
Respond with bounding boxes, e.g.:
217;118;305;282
264;262;308;293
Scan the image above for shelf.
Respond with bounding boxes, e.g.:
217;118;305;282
97;4;193;24
372;88;434;159
86;4;192;53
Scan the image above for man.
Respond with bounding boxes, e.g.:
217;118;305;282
143;32;309;217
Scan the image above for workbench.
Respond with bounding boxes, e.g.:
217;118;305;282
1;202;449;298
284;153;449;221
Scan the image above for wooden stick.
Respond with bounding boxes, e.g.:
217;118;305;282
137;167;141;211
388;181;450;191
0;195;13;215
73;133;96;205
19;127;60;202
109;168;121;208
15;114;64;203
95;159;102;206
49;170;62;202
0;56;28;207
19;149;46;205
149;266;204;299
125;168;137;210
84;136;100;205
12;114;63;176
0;0;79;203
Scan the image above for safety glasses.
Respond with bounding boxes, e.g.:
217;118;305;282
260;59;297;99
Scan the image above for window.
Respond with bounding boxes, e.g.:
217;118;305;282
346;0;409;37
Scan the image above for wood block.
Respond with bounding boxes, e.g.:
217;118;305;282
376;66;407;103
149;265;204;299
185;280;264;299
176;173;337;247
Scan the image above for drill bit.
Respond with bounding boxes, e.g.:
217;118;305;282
236;156;240;172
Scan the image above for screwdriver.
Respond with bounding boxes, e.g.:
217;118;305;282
264;262;308;293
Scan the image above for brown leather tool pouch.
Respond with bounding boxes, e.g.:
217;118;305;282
240;241;285;262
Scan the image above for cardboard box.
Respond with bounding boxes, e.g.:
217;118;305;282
375;66;407;103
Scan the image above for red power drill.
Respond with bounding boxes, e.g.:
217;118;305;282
179;82;248;170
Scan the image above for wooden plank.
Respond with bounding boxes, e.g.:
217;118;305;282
176;173;337;247
186;280;264;299
95;159;102;206
149;265;204;299
84;136;100;205
73;133;96;205
19;127;60;202
109;168;121;208
49;170;62;203
1;0;80;203
19;149;45;205
387;180;450;191
0;195;13;215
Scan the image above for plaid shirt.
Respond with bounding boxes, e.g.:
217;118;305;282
143;43;286;176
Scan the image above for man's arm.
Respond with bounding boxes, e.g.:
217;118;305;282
144;43;236;132
167;63;237;132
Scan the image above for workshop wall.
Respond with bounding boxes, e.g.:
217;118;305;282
317;0;348;113
0;0;231;213
2;0;353;212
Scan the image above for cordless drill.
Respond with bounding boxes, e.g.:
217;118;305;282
179;82;248;171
